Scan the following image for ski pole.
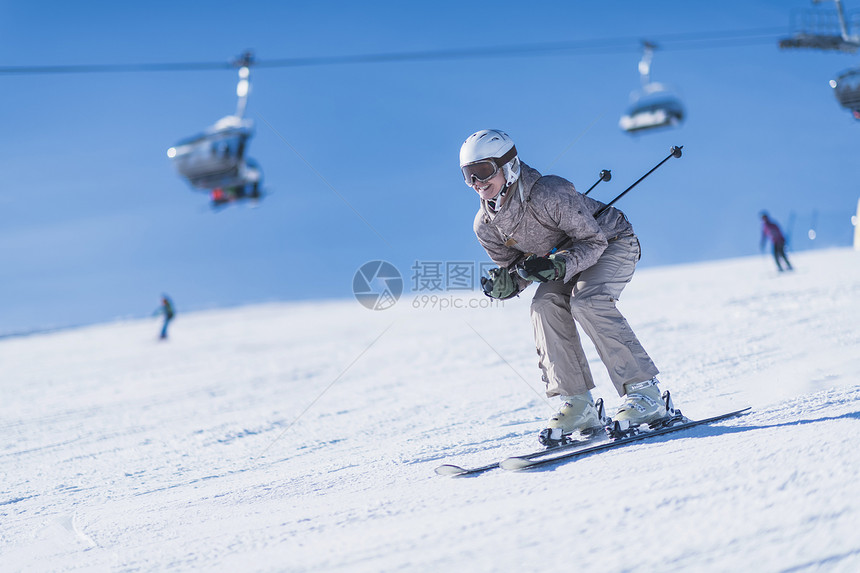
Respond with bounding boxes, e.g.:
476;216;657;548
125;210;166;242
583;169;611;196
516;145;683;277
593;145;682;217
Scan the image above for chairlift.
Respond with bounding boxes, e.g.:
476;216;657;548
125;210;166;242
779;0;860;53
168;115;254;190
619;42;685;134
830;67;860;119
167;51;265;207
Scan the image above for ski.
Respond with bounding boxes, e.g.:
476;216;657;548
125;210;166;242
499;406;751;471
434;430;609;477
434;398;613;477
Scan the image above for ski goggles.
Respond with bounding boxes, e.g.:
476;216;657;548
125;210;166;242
461;146;517;185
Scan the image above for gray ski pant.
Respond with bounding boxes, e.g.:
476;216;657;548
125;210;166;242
530;236;658;398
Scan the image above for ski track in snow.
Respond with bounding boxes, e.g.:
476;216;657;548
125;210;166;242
2;249;859;572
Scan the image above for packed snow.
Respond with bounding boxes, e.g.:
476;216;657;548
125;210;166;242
2;248;859;572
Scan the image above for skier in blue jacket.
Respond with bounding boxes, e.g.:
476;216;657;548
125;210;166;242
155;295;175;339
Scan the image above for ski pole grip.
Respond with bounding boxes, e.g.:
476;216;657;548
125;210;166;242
583;168;612;196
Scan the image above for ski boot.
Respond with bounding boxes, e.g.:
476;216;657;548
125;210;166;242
606;378;679;439
539;391;609;448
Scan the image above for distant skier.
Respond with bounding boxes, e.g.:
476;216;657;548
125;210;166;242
760;212;793;272
155;295;175;339
461;129;670;446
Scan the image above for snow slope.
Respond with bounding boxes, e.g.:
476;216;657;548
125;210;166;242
2;249;859;572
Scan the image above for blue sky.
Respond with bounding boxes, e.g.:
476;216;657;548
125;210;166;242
1;0;858;334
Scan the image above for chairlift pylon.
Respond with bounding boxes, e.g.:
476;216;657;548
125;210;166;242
166;51;265;209
619;41;685;135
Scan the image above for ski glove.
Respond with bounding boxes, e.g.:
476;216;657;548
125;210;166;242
481;267;520;300
517;254;566;283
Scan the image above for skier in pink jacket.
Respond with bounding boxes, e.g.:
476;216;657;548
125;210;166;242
760;212;793;272
461;129;670;446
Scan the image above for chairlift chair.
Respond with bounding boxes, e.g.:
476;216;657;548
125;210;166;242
619;83;685;133
167;52;265;201
830;68;860;118
619;42;685;134
167;115;254;190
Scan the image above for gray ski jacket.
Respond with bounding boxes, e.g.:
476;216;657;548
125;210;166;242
474;162;635;290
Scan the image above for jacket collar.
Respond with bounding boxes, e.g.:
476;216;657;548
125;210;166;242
479;161;542;223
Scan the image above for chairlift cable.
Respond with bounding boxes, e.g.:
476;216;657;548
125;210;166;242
0;27;786;76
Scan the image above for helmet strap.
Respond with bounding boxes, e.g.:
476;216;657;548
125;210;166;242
487;187;508;212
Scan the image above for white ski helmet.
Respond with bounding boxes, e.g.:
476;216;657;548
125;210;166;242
459;129;521;188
